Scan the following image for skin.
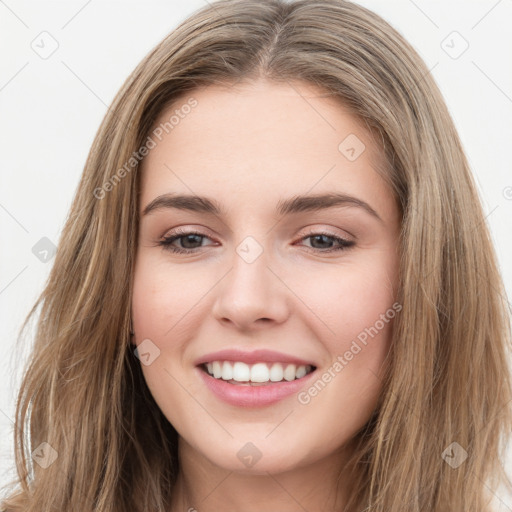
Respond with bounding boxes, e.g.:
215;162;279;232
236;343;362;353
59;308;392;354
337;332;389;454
131;78;401;511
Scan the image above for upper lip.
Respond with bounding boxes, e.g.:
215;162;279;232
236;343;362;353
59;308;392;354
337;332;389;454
194;349;317;368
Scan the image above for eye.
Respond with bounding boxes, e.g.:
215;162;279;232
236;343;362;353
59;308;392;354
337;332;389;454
298;231;355;253
159;228;216;254
158;228;354;255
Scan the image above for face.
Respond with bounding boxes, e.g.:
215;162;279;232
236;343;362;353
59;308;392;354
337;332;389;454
132;79;401;475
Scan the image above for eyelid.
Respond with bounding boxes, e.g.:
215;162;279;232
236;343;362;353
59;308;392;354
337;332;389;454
161;224;354;243
161;225;217;240
294;225;355;243
158;225;355;255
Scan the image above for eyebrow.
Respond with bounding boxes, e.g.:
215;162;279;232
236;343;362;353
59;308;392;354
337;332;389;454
142;192;383;222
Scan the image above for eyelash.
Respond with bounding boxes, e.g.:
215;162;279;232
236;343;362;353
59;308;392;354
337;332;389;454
158;228;355;254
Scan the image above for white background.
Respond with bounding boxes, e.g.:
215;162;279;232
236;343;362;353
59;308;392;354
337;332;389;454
1;0;511;506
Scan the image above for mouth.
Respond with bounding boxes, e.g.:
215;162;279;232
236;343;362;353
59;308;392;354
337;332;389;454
199;360;316;386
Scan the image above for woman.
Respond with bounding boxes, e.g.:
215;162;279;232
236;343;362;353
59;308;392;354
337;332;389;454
2;0;511;510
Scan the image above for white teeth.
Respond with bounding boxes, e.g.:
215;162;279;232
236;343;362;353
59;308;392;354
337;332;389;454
283;364;296;381
203;361;314;383
232;362;250;382
296;365;307;378
269;363;284;382
212;361;222;378
250;363;269;382
221;361;233;380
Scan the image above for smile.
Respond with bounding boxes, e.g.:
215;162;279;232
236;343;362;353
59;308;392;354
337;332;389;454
202;361;315;385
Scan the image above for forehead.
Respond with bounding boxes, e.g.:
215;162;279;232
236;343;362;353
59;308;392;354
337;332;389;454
150;79;375;152
139;79;393;219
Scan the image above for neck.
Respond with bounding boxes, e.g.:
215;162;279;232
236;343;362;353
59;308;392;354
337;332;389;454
169;438;357;512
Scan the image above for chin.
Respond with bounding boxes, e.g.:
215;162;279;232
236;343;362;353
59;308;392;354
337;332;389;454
188;433;326;475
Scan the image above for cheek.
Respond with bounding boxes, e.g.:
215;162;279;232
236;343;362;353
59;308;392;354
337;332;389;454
131;257;206;338
294;264;396;439
289;256;397;415
291;256;397;344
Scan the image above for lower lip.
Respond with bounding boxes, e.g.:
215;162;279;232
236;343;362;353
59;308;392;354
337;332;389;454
196;366;316;407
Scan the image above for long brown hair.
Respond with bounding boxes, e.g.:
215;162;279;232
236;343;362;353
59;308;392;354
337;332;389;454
2;1;511;510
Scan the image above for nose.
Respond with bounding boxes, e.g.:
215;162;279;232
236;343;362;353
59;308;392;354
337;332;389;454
211;243;290;331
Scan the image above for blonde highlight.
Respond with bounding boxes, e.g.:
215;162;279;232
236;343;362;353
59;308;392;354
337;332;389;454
2;1;511;510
